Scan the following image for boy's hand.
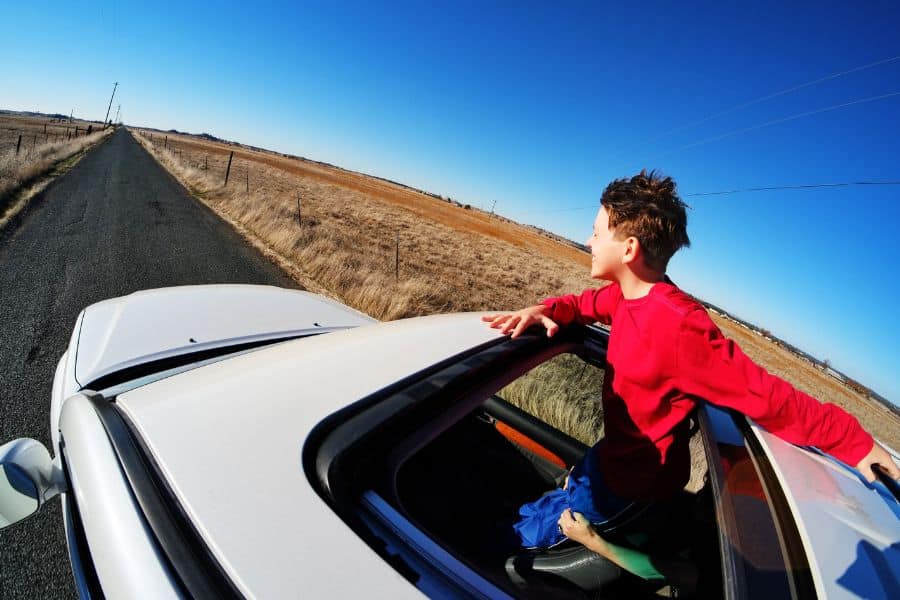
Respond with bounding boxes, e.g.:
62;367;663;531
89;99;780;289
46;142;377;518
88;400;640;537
557;509;599;546
856;442;900;483
481;305;559;338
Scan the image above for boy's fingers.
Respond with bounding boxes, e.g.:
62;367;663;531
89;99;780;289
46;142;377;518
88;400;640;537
857;443;900;483
500;315;520;334
878;459;900;480
510;317;529;338
542;317;559;337
489;315;512;330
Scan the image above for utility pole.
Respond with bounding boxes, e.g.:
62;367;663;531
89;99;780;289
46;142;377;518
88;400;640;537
104;82;118;128
489;199;497;217
114;104;121;124
69;109;73;123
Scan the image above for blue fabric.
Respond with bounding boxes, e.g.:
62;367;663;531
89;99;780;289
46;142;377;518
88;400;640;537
513;446;632;548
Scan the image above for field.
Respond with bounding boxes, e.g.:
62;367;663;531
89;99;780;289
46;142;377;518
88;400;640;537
0;113;110;219
127;126;899;453
0;113;103;154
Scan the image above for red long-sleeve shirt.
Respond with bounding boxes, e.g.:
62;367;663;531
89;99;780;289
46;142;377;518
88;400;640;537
542;280;874;501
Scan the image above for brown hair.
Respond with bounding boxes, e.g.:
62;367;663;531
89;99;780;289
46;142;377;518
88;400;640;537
601;169;690;272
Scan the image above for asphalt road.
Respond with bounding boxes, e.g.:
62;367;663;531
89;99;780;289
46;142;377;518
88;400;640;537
0;128;298;599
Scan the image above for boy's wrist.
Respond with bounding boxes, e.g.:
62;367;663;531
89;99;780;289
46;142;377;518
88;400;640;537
538;300;554;317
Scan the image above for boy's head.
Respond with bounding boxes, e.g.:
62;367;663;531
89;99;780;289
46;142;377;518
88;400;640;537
592;170;690;277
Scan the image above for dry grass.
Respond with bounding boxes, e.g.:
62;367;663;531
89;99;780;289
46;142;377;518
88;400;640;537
498;353;606;446
0;114;102;154
0;115;111;217
132;128;595;320
130;127;900;456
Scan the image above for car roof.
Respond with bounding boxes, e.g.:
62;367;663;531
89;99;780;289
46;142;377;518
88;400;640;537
750;425;900;599
114;313;503;598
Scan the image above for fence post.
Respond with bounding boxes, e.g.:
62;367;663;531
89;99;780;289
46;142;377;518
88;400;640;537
43;123;47;134
164;135;168;149
297;194;301;226
75;126;79;136
395;231;400;279
16;135;22;155
224;151;234;186
204;154;208;170
245;169;249;192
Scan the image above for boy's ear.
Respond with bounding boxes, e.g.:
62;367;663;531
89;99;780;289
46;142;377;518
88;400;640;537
621;236;641;264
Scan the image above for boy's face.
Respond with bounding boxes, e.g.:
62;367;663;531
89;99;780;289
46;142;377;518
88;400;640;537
586;206;627;280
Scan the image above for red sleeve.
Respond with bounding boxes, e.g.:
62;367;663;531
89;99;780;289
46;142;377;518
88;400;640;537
676;308;873;466
541;283;621;326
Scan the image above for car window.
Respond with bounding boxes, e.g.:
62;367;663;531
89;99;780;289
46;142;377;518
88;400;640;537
313;332;721;598
494;351;605;446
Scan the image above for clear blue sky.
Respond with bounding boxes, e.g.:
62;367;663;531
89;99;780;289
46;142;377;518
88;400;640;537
3;2;900;404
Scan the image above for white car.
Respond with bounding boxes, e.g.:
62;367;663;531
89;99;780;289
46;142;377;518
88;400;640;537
1;285;898;599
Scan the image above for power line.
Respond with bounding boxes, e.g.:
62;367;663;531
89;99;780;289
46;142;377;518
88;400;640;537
517;180;900;215
650;91;900;160
621;53;900;154
685;180;900;196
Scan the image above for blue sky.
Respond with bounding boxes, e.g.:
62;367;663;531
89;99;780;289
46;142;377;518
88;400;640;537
3;1;900;404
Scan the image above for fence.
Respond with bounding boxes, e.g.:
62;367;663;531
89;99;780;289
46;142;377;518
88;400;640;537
1;124;97;157
135;129;419;280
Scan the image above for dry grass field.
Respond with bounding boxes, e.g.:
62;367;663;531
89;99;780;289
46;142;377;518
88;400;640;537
130;127;900;453
132;128;596;319
0;113;102;154
0;114;110;219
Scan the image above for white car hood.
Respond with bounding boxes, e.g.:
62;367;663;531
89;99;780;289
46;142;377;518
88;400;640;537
73;285;374;387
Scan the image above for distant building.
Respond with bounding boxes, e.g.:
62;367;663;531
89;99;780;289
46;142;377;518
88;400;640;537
825;367;846;382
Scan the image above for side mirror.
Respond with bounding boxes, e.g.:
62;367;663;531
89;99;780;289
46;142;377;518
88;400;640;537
0;439;65;529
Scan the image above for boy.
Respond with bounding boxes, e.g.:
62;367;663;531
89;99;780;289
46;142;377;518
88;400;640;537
483;170;899;551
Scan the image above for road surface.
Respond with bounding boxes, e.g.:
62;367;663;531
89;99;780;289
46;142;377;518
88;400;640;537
0;128;298;599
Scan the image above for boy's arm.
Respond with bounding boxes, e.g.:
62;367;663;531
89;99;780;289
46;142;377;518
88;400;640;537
676;308;896;481
558;510;697;589
482;283;621;338
541;282;621;326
